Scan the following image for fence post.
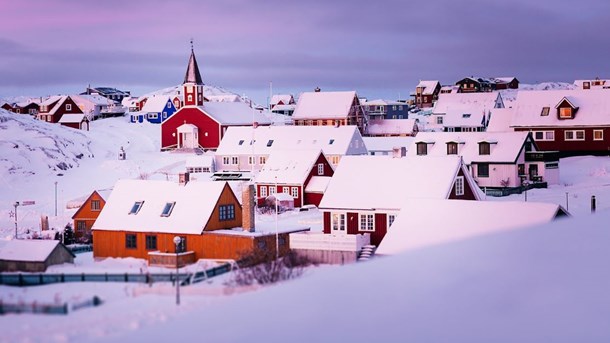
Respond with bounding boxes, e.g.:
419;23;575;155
105;273;108;282
39;274;43;285
124;273;128;282
19;273;23;287
61;273;65;283
591;195;596;213
82;273;85;282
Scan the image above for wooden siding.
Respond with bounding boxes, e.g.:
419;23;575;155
515;127;610;156
449;168;478;200
72;191;106;240
204;183;243;231
304;192;324;207
323;211;331;234
161;107;221;149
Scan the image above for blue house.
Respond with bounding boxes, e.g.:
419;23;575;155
362;99;409;120
140;96;177;124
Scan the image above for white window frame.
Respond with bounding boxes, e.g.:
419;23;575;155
534;131;555;141
455;176;464;196
231;156;239;165
260;186;267;198
282;187;290;194
66;103;72;111
387;214;397;230
593;129;604;141
269;186;276;195
248;156;256;165
359;213;375;232
436;116;443;124
259;156;267;165
222;156;230;165
565;130;585;141
331;212;346;234
317;163;324;175
291;187;299;198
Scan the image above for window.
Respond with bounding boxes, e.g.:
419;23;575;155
219;204;236;221
187;95;193;102
222;156;230;165
76;221;86;233
163;112;167;118
260;186;267;198
447;143;458;155
248;156;256;165
267;140;274;147
478;163;489;177
399;105;403;110
66;104;72;111
269;186;276;195
331;213;346;232
161;202;175;217
583;82;591;89
231;156;239;165
462;113;471;118
291;187;298;198
479;142;490;155
594;130;604;141
541;107;550;116
129;201;144;215
176;236;187;253
534;131;555;141
145;235;157;250
565;130;585;141
167;103;171;108
329;139;335;145
238;140;244;145
392;105;397;111
91;200;101;211
436;116;443;124
317;163;324;175
148;113;158;119
359;214;375;232
455;176;464;196
125;234;137;249
259;156;267;165
559;107;573;119
388;214;396;228
331;156;340;165
416;142;428;156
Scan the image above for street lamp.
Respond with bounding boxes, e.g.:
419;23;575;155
522;180;530;202
54;181;58;216
173;236;182;306
275;175;279;261
13;202;19;239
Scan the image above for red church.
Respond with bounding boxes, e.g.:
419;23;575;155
161;48;271;151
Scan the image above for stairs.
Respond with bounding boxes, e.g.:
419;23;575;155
357;244;377;262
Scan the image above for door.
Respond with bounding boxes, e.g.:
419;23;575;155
331;213;346;234
181;132;196;149
529;164;538;178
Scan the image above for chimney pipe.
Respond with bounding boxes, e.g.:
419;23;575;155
179;172;190;186
242;184;256;232
392;146;406;158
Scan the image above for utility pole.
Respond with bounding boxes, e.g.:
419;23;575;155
13;202;19;239
54;181;58;216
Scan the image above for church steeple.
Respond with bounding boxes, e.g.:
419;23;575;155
183;39;204;106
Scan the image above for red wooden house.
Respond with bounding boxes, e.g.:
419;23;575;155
254;150;334;208
510;89;610;156
37;96;83;123
414;80;441;108
160;48;271;150
318;155;482;246
72;190;110;242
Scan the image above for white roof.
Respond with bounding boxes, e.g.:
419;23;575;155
58;113;86;123
185;155;215;168
416;80;440;95
0;240;66;262
363;136;415;152
408;131;531;163
362;99;405;106
292;91;357;120
367;119;417;136
376;199;563;255
440;85;460;93
432;92;502;128
215;125;368;156
319;155;481;210
270;94;294;106
304;176;331;193
268;193;294;201
177;123;197;133
255;149;322;184
40;95;67;114
271;104;296;112
511;89;610;128
92;179;232;234
67;189;112;209
197;102;272;125
486;108;515;132
71;94;112;106
141;96;172;113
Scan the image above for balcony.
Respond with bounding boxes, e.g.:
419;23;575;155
526;151;560;162
289;232;370;252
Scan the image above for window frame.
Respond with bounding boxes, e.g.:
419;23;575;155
564;130;585;141
291;186;299;198
593;129;604;141
416;142;428;156
455;176;465;196
359;213;375;232
331;212;346;233
317;163;324;175
260;186;268;198
129;201;144;215
219;204;236;221
91;200;101;211
125;234;137;249
145;235;158;250
160;202;176;217
478;142;491;155
446;142;458;155
477;163;490;178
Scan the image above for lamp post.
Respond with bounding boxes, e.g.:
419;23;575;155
173;236;181;305
13;202;19;239
54;181;58;216
522;180;529;202
275;175;279;260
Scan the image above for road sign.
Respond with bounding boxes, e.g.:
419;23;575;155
21;201;35;206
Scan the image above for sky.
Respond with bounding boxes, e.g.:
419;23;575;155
1;0;609;104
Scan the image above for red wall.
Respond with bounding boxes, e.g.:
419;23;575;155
448;168;478;200
514;127;610;155
321;211;388;246
161;107;221;149
304;193;324;207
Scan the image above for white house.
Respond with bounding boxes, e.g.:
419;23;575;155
292;90;367;133
363;136;415;156
214;125;368;172
430;92;504;132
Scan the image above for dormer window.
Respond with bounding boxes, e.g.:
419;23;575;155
447;142;458;155
541;107;550;116
479;142;491;155
416;142;428;155
583;82;591;89
267;139;274;147
556;97;577;119
559;107;573;119
238;140;244;145
129;201;144;215
160;202;176;217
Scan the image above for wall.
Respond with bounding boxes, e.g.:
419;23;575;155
516;127;610;156
161;107;221;149
449;167;478;200
73;191;106;240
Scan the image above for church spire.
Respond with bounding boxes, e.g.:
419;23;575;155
183;39;204;85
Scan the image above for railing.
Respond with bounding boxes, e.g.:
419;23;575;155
289;232;370;252
0;296;102;315
525;151;560;162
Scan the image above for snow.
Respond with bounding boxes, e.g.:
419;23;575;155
198;101;272;125
366;118;417;136
415;80;440;95
254;149;321;184
363;136;415;154
140;95;171;113
304;176;331;193
292;90;357;119
58;113;86;123
0;239;66;262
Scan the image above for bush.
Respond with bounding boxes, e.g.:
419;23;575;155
226;251;313;286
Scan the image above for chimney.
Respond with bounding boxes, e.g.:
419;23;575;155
314;87;321;92
242;184;256;232
392;146;406;158
178;172;190;186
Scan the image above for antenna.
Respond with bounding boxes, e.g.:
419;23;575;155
190;38;194;51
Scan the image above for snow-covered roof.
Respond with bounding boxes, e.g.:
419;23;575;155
408;131;531;163
574;79;610;90
207;94;241;103
141;96;172;113
271;104;296;112
67;189;113;209
215;125;368;156
432;92;503;128
40;95;66;114
0;240;72;262
197;102;272;125
486;108;515;132
362;99;405;106
511;89;610;128
362;136;415;152
58;113;87;123
319;155;481;211
185;155;215;168
376;199;564;255
270;94;294;106
268;192;294;201
92;179;233;235
305;176;331;193
255;149;323;184
416;80;440;95
71;94;112;107
494;77;518;84
440;85;460;93
366;119;418;136
292;91;358;120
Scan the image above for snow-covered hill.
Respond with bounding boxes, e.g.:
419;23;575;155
141;84;245;103
500;82;576;105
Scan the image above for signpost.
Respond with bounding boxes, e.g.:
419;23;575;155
11;201;35;239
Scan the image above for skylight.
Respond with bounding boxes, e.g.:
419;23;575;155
161;202;176;217
238;140;244;145
129;201;144;215
541;107;550;116
267;139;274;147
462;113;471;118
329;139;335;145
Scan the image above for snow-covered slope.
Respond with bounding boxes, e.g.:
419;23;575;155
141;84;244;102
500;82;576;105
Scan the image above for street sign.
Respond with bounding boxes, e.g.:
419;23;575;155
21;201;35;206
